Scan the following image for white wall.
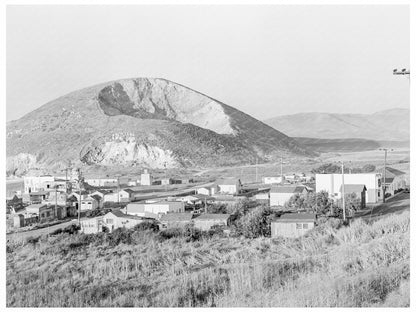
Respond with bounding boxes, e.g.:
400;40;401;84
218;184;238;195
316;173;382;203
262;177;282;184
270;193;294;206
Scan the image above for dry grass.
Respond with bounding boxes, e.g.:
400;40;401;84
6;211;409;307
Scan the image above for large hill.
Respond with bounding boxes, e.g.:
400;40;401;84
264;108;409;141
6;78;313;175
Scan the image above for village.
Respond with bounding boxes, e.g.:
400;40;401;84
6;163;410;240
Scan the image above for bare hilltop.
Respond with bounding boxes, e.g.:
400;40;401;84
6;78;314;175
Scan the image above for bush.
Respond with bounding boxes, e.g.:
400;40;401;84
26;236;40;246
158;227;184;240
133;221;159;232
235;205;272;238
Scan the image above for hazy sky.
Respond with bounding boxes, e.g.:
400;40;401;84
7;5;409;122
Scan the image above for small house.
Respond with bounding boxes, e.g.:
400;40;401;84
102;210;147;232
270;185;308;207
197;186;217;196
80;196;99;211
216;178;242;195
340;184;367;209
159;213;194;229
262;177;283;184
80;216;103;234
193;213;231;231
271;213;316;238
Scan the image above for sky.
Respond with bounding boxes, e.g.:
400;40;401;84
6;5;410;122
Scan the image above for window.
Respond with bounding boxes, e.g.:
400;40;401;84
303;223;308;229
46;212;50;217
106;219;113;224
296;223;302;229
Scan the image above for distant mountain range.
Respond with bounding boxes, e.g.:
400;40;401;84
264;108;409;142
6;78;314;176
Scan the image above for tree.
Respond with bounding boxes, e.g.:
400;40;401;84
362;164;376;173
284;191;335;216
236;205;272;238
311;163;342;174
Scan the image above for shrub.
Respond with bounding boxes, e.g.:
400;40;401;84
26;236;40;246
236;205;272;238
133;221;159;232
158;227;184;240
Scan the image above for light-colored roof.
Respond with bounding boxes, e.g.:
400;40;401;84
160;213;194;222
217;178;241;185
339;184;367;193
194;213;231;221
274;213;316;222
105;210;144;220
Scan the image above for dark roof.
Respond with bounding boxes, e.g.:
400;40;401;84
274;213;316;222
194;213;231;221
90;194;102;201
339;184;367;193
160;213;194;222
384;177;395;184
93;190;113;195
270;186;306;194
122;188;136;194
385;167;406;177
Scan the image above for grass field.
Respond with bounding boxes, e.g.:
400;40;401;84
6;211;409;307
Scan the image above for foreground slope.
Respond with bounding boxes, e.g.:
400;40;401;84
6;211;409;307
6;78;313;174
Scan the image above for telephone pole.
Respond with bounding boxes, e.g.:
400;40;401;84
341;161;346;221
255;157;258;183
77;169;82;225
379;148;393;203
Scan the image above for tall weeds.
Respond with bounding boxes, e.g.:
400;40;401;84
6;211;410;307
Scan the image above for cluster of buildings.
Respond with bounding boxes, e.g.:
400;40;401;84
6;166;408;238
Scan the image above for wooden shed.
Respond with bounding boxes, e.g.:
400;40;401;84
271;213;316;238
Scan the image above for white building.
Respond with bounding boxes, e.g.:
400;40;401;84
24;176;55;193
141;169;153;186
262;177;283;184
270;186;308;207
123;201;185;218
196;186;216;196
315;173;382;204
80;196;99;211
102;211;146;232
216;178;242;195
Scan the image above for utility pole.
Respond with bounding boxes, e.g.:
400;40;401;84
164;162;168;192
379;148;393;203
341;161;346;221
117;176;120;206
255;157;258;183
55;185;58;219
77;169;82;225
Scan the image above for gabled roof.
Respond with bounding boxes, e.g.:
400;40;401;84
216;178;241;186
274;213;316;222
94;190;113;195
270;185;307;194
339;184;367;193
194;213;231;221
385;167;406;177
122;188;136;194
29;191;48;196
160;213;194;222
106;210;143;220
90;194;102;201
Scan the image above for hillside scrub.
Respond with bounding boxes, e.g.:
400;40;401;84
6;211;409;307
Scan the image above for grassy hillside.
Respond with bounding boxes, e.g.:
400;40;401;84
6;212;409;307
294;137;381;152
